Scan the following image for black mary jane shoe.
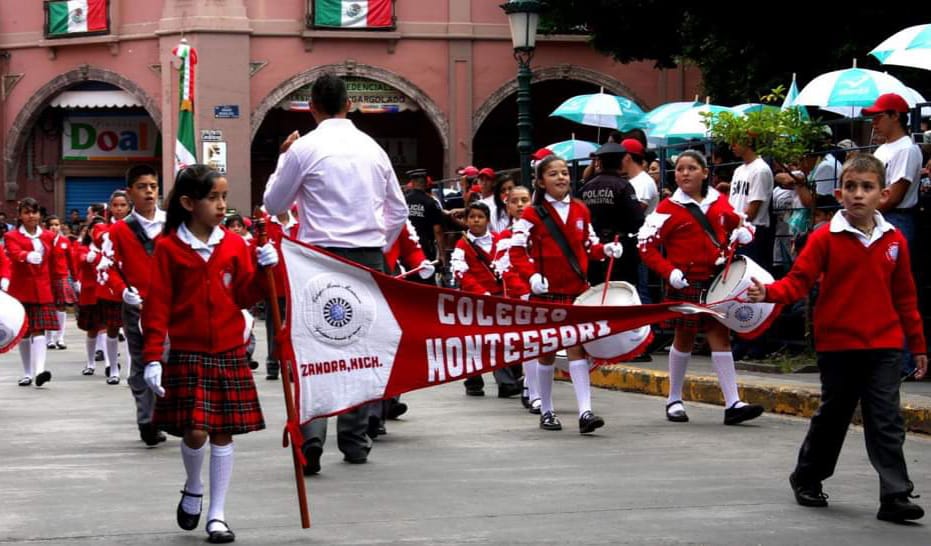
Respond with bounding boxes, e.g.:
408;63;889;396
34;371;52;387
665;401;689;423
206;519;236;543
176;489;203;531
723;402;764;425
578;411;605;434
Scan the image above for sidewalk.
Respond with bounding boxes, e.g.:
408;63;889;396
581;353;931;434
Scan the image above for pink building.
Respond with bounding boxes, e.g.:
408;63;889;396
0;0;700;216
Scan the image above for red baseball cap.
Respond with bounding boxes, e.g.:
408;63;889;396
620;138;645;157
862;93;910;115
457;165;479;177
478;167;496;179
469;184;483;194
532;147;554;161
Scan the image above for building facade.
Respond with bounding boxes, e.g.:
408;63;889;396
0;0;700;216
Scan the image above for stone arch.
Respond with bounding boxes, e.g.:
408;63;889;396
4;65;161;189
472;65;646;139
251;63;449;152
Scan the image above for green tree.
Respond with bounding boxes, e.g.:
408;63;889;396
541;1;931;104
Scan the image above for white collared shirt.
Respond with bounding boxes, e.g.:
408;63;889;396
830;210;895;247
262;118;409;248
465;229;493;254
130;208;166;240
18;225;44;254
671;186;721;214
874;135;922;209
177;223;225;262
544;193;571;223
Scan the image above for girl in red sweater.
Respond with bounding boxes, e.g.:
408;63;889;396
3;198;58;387
44;215;75;350
142;165;277;543
74;217;108;376
639;150;763;425
509;156;624;433
748;154;925;522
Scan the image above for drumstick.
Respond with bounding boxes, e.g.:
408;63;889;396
395;260;440;279
721;241;738;282
600;235;620;305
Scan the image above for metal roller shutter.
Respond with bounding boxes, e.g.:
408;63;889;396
64;177;126;217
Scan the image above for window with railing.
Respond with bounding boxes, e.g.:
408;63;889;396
44;0;110;39
306;0;396;31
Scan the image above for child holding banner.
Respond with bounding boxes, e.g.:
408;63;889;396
509;155;625;433
141;165;278;543
637;150;763;425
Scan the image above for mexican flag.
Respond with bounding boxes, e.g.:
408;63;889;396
314;0;393;29
47;0;108;36
172;40;197;172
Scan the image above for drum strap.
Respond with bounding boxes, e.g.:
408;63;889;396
124;216;156;256
535;205;586;282
681;203;726;251
467;241;502;284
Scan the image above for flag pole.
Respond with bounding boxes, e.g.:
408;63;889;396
254;210;311;529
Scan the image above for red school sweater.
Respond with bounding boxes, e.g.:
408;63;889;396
142;229;268;363
3;228;55;304
509;199;605;297
453;232;503;295
75;244;100;306
49;234;74;280
384;221;427;272
105;218;164;300
638;190;743;282
764;224;926;354
493;228;530;299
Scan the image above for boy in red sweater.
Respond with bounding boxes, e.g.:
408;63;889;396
748;154;926;523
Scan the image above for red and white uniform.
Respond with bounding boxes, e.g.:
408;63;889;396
74;243;101;307
509;195;605;297
0;243;11;286
451;230;503;295
492;228;530;299
3;226;55;304
142;226;268;363
105;209;166;300
384;220;427;273
764;212;925;354
49;234;74;282
638;187;746;282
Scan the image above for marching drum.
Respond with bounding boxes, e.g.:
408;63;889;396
573;281;652;364
0;290;28;354
704;255;779;339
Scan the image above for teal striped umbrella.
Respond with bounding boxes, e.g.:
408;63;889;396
550;92;646;130
793;65;915;109
647;103;737;142
732;103;780;116
870;24;931;71
544;138;599;161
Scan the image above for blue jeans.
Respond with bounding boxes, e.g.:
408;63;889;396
884;209;918;376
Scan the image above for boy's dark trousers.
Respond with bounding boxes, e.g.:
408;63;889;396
793;350;914;500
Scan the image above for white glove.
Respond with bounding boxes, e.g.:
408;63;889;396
73;281;81;295
603;242;624;259
26;251;42;265
669;269;689;290
144;362;166;397
122;287;143;306
0;278;9;292
417;260;435;280
85;248;98;263
530;273;549;295
256;243;279;267
729;226;753;246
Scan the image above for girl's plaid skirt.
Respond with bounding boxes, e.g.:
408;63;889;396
52;278;76;306
153;348;265;437
664;280;712;332
76;301;123;332
23;303;59;335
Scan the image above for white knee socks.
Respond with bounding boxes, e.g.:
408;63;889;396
19;338;33;378
31;336;47;376
537;364;555;414
106;336;119;378
711;351;745;408
96;335;104;352
567;359;592;417
181;441;206;513
667;347;690;405
207;443;235;524
85;337;97;369
52;311;67;344
523;359;539;402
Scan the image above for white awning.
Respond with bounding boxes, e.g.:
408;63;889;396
49;90;142;109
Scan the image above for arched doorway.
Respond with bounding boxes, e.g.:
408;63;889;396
4;67;162;215
251;64;449;207
472;66;645;179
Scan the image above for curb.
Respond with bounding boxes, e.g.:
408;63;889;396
580;364;931;435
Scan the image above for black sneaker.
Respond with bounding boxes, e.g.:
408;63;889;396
877;495;924;522
789;472;829;507
578;411;605;434
386;401;408;420
724;402;764;425
95;350;104;362
367;415;385;439
540;411;562;431
139;423;167;447
302;444;323;476
34;371;52;387
521;386;531;409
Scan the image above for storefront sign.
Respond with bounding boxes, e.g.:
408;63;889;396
214;105;240;119
280;77;419;114
62;115;159;161
203;141;227;174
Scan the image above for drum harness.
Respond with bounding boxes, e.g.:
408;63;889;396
534;204;587;284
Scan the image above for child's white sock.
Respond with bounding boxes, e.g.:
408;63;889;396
567;359;592;416
181;441;206;513
85;337;97;369
523;359;539;401
19;338;33;378
537;364;555;414
207;443;235;524
106;336;119;377
56;311;67;343
667;346;690;406
711;351;745;408
31;336;47;376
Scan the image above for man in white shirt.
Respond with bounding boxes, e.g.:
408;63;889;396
729;138;774;270
621;138;658;307
263;73;409;474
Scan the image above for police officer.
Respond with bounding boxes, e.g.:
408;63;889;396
404;168;446;283
578;142;645;285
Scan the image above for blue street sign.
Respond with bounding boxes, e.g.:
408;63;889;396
214;105;240;119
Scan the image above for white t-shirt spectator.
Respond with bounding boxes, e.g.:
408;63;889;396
810;155;842;195
873;135;922;209
629;171;660;214
480;195;509;234
729;156;773;227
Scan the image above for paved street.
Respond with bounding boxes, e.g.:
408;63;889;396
1;319;929;545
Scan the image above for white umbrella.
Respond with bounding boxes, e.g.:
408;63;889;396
550;91;646;130
870;24;931;71
794;63;916;114
648;103;738;142
544;138;599;161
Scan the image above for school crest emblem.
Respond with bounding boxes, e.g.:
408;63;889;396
886;242;899;263
222;271;233;288
576;219;584;232
300;273;375;346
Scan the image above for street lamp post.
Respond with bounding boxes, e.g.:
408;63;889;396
500;0;541;188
